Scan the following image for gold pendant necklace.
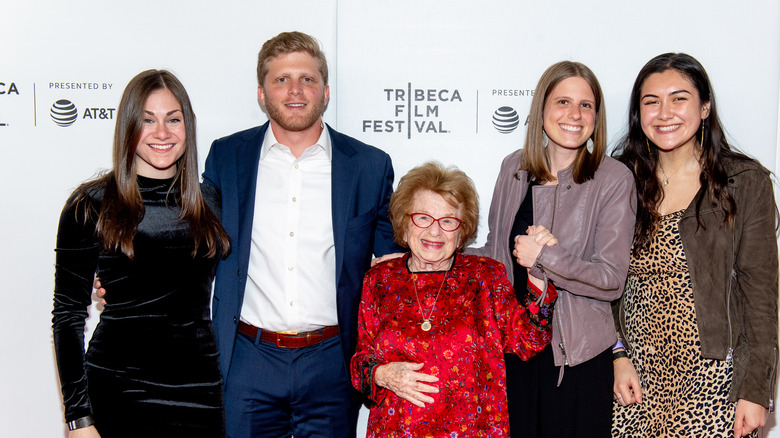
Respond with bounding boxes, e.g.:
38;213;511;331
411;270;448;332
659;155;693;187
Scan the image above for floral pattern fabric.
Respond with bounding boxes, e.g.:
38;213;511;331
351;253;555;437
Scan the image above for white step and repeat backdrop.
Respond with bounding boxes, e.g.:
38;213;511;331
2;1;778;436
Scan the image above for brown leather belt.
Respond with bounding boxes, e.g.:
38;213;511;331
237;321;339;349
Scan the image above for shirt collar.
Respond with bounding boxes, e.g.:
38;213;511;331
260;120;332;161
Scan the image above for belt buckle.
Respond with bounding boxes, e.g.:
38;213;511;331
274;330;297;349
276;334;291;349
275;329;327;348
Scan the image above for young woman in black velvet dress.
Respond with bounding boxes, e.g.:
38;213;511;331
52;69;230;437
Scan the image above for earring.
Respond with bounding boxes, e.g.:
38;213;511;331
542;130;549;148
699;123;705;147
586;138;594;154
645;137;652;155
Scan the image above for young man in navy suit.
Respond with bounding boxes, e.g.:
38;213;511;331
203;31;399;438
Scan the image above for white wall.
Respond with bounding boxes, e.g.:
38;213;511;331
1;1;777;436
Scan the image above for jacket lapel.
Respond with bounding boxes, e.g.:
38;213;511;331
236;123;268;263
329;127;357;286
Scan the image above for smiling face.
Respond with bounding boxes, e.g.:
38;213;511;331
258;51;330;135
133;88;186;179
542;76;597;151
640;69;710;152
404;189;463;272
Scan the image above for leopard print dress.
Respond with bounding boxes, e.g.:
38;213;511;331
612;210;756;437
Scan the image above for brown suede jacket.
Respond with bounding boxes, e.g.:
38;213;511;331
615;156;779;409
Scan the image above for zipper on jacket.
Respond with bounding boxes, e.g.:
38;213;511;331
725;233;736;365
555;308;568;366
554;307;568;387
771;346;777;412
548;184;567;366
549;184;559;234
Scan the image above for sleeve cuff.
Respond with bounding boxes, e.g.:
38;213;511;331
67;415;94;431
524;279;557;329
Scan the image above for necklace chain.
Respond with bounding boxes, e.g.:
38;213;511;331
659;155;694;187
411;271;448;332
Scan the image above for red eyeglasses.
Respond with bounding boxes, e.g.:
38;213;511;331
409;213;462;232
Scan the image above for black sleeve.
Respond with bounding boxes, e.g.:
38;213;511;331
51;195;99;422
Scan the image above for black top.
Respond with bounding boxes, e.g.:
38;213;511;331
509;181;536;300
52;176;223;430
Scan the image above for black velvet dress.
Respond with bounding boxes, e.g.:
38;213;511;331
52;176;225;437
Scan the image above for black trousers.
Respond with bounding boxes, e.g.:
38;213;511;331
506;345;613;438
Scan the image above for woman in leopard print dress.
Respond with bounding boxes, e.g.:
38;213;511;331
611;53;778;437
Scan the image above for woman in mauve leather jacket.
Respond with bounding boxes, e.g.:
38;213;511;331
611;53;778;438
467;61;636;437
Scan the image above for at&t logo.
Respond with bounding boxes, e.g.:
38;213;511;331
50;99;116;127
51;99;78;127
492;106;520;134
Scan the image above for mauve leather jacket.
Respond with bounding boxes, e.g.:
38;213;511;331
615;156;779;409
468;149;636;376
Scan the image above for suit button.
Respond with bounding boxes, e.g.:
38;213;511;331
237;269;240;276
729;178;735;184
233;317;237;323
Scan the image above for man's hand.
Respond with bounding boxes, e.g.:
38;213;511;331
93;276;107;306
371;252;404;267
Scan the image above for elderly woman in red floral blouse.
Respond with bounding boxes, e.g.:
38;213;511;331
351;161;557;437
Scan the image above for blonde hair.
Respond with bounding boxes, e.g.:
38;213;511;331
257;31;328;86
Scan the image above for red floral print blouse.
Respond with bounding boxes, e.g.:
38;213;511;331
351;253;556;437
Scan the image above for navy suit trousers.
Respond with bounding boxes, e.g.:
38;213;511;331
224;331;361;438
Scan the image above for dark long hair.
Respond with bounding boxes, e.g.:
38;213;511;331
613;53;749;253
71;69;230;259
522;61;606;184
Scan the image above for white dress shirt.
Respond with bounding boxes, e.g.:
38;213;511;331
241;123;337;332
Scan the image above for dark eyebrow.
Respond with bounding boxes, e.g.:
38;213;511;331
550;95;594;105
641;89;693;100
143;109;183;116
670;90;693;97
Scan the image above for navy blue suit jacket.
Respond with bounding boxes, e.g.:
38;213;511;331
202;122;399;382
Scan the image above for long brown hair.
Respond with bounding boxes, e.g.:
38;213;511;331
71;69;230;259
613;53;751;254
522;61;606;184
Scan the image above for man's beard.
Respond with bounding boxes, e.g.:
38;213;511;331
264;92;327;132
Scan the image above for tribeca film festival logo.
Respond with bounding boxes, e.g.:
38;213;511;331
0;81;20;127
48;81;116;127
362;83;462;139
